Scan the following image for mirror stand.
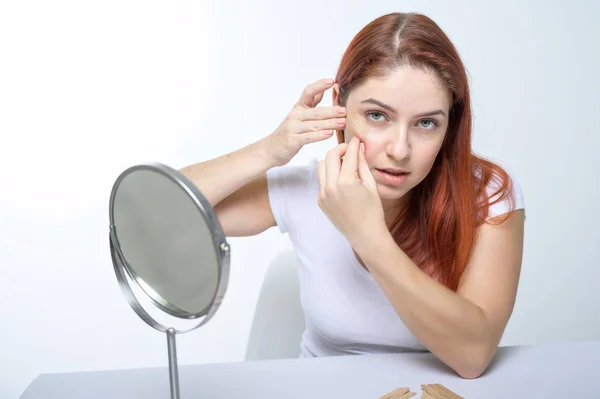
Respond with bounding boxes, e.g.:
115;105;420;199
110;227;229;399
166;328;179;399
108;162;231;399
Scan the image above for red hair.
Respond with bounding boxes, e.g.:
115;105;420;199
335;12;516;291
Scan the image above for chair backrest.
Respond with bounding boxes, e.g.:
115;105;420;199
244;250;306;361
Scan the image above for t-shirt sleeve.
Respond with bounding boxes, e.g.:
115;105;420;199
486;167;526;221
266;159;318;234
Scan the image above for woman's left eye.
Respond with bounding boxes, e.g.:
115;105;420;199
418;119;438;129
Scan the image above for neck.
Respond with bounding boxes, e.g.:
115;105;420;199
381;196;409;229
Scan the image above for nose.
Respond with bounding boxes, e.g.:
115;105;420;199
386;126;411;161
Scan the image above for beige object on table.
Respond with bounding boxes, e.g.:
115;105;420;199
420;383;464;399
378;387;417;398
379;383;464;399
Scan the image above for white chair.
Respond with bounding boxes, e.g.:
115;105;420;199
244;250;306;361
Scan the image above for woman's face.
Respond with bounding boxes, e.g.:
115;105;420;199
334;66;452;209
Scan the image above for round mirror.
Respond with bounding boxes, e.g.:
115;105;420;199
108;162;230;399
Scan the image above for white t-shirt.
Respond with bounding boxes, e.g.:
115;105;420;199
266;158;525;358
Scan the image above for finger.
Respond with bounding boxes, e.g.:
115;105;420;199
298;129;335;144
317;160;326;197
298;78;335;108
358;142;377;190
310;91;325;108
296;117;346;135
341;136;359;176
325;143;347;187
292;105;346;121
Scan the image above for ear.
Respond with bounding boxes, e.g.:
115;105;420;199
331;83;345;144
331;83;340;106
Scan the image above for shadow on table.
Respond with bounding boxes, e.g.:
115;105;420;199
409;353;456;376
409;345;526;378
485;345;524;375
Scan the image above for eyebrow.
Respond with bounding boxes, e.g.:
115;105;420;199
360;98;447;118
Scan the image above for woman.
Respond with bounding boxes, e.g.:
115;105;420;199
180;12;525;379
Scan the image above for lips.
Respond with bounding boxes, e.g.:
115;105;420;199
377;168;409;176
375;168;410;186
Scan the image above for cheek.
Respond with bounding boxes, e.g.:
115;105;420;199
359;135;386;166
415;143;444;170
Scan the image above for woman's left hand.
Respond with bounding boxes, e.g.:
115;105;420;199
317;136;386;247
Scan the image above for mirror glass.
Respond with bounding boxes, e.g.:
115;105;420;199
110;166;222;318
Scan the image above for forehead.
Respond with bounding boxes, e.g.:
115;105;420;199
347;66;452;113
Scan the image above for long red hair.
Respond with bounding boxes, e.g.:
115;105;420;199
335;12;516;291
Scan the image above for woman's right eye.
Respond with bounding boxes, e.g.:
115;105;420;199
366;111;387;123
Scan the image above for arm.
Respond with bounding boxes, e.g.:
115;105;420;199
355;209;525;379
179;78;345;237
316;138;525;379
180;137;273;208
179;137;278;237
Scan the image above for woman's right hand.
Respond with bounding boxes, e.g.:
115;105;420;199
265;78;347;167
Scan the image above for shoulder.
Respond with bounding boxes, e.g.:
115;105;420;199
266;158;319;189
476;159;525;221
266;158;319;233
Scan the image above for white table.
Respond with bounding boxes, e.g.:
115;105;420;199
20;339;600;398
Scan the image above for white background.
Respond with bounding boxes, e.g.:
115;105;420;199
1;0;599;398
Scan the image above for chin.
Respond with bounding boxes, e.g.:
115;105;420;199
375;183;410;202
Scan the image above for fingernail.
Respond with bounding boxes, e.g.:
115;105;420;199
360;142;365;152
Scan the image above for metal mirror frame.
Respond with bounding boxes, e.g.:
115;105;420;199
108;162;231;399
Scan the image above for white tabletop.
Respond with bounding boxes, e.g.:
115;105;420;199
20;339;600;398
